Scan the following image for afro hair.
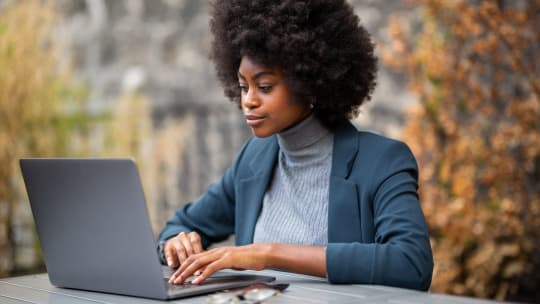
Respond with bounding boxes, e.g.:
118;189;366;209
210;0;377;129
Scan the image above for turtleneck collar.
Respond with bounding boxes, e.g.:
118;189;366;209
277;115;332;155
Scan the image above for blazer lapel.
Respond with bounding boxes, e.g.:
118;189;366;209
236;137;279;245
328;122;362;242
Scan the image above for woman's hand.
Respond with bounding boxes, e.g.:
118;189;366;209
164;231;204;268
168;244;271;285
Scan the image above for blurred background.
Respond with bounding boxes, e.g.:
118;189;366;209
0;0;538;302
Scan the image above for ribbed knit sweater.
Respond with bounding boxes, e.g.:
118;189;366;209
252;115;333;245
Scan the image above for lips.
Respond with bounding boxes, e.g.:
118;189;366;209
245;114;266;127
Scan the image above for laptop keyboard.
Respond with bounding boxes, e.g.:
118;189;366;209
161;266;276;298
166;279;196;291
165;275;248;291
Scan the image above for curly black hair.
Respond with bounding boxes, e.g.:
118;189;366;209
209;0;377;129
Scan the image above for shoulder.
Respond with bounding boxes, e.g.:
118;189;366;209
358;132;415;163
335;123;415;162
335;123;418;181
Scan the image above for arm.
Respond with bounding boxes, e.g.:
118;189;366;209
157;138;255;261
158;165;236;249
169;243;326;284
266;244;326;277
326;141;433;290
157;169;236;267
159;168;234;248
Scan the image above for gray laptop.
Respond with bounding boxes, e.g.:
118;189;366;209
20;158;275;300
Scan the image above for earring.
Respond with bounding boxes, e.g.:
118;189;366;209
309;97;316;109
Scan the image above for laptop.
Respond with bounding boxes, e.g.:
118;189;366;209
19;158;275;300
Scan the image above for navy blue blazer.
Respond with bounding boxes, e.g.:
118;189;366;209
158;122;433;290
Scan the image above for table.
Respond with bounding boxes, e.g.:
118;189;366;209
0;270;500;303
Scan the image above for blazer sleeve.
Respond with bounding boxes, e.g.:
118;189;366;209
326;141;434;291
157;138;254;250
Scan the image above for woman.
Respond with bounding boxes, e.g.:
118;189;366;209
158;0;433;291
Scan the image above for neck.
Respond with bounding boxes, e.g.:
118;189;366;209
277;115;331;155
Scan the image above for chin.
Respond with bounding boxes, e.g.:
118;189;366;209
251;128;275;138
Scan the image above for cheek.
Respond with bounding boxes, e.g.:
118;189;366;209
288;101;309;118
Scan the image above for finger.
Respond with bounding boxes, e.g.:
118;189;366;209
178;232;194;256
164;242;179;268
194;267;205;276
188;232;203;254
173;253;218;284
169;252;200;284
172;257;203;284
169;265;183;284
170;249;222;284
172;240;188;264
192;261;221;284
169;254;199;284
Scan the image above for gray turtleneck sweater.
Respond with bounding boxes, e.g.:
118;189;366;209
253;115;333;246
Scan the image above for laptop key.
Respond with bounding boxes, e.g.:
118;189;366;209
166;279;196;290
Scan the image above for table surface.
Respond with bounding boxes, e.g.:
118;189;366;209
0;270;501;304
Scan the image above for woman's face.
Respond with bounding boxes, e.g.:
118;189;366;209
238;56;311;138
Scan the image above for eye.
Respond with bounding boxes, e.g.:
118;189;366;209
259;85;273;93
239;84;248;93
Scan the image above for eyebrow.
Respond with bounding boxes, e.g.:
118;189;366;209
237;70;276;81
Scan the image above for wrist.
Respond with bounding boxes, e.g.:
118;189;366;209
158;240;167;264
262;243;278;269
252;243;274;270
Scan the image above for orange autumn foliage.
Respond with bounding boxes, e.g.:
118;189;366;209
382;0;540;301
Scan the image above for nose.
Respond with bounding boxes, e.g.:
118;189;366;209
242;89;260;110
